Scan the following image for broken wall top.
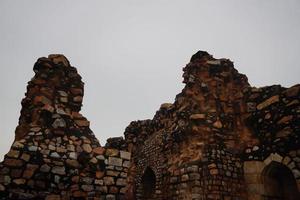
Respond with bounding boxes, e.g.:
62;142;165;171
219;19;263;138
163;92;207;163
124;51;300;164
0;55;131;199
15;54;98;143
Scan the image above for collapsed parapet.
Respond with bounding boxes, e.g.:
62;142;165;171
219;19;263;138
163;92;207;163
124;51;300;199
0;55;131;200
124;51;252;199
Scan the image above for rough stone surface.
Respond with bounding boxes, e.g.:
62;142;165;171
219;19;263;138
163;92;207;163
0;54;129;200
0;51;299;200
123;51;300;199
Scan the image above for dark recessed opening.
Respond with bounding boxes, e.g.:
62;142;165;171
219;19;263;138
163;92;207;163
262;161;299;200
141;167;156;199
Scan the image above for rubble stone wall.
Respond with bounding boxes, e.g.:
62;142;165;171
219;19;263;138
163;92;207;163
0;55;131;200
0;51;299;200
124;51;300;200
242;84;300;199
134;132;165;199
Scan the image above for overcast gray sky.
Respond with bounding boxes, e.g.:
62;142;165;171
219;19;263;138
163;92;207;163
0;0;299;161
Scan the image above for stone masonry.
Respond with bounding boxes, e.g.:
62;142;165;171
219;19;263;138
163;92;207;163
124;51;300;200
0;55;131;200
0;51;299;200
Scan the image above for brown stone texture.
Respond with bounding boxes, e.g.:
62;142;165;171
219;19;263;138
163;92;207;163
0;55;130;200
0;51;299;200
123;51;300;199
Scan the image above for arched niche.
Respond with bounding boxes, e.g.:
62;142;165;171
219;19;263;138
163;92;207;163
141;167;156;199
244;153;300;200
262;161;299;200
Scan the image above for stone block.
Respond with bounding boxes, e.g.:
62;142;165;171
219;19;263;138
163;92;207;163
120;172;127;178
0;184;5;191
207;60;221;65
120;151;131;160
103;177;115;185
181;174;189;182
213;120;222;128
187;165;199;173
288;161;296;169
6;150;20;158
170;176;178;183
283;156;291;165
50;152;60;158
23;164;39;179
190;114;206;120
108;157;122;167
40;164;51;172
45;194;61;200
106;194;116;200
82;184;94;192
82;143;92;153
209;169;218;175
284;85;300;97
292;169;300;178
28;146;38;152
66;159;80;168
116;178;127;186
69;152;77;159
12;141;24;148
120;187;127;194
13;178;26;185
96;155;105;160
109;186;119;193
123;160;130;168
52;118;66;128
160;103;173;109
4;158;23;167
107;170;119;177
106;149;119;157
75;120;90;127
95;179;103;185
51;166;65;175
11;169;23;178
99;186;108;193
189;173;200;180
93;147;105;155
96;171;105;178
257;95;279;110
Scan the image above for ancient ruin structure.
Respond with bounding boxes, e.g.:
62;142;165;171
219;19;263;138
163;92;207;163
0;51;299;200
0;55;130;200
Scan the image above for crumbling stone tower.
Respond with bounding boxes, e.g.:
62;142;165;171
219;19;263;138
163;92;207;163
0;55;131;200
124;51;300;200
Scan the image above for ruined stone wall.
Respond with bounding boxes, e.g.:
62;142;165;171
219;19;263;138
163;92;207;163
124;51;300;200
124;51;250;199
0;55;131;200
242;84;300;200
244;84;300;159
0;51;299;200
